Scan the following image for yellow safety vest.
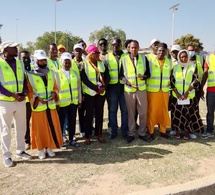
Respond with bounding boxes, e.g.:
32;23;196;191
146;57;172;92
195;55;204;82
0;58;25;101
106;53;126;84
27;70;56;112
56;69;79;107
121;54;146;92
172;64;195;99
146;53;156;61
82;61;105;96
206;54;215;87
71;58;82;78
47;58;61;71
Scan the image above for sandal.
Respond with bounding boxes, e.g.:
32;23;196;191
183;136;189;141
97;136;106;143
84;139;91;145
175;135;180;139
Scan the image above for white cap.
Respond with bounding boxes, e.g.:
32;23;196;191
34;50;47;60
73;43;83;50
0;41;19;52
60;52;72;61
150;38;160;46
171;44;181;52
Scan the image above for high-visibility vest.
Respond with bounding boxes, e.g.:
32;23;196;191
146;53;156;61
27;70;56;112
121;54;146;92
206;54;215;87
195;55;204;82
71;58;82;78
0;58;25;101
106;52;126;84
56;69;79;107
47;58;61;71
172;64;195;99
146;57;172;92
82;61;105;96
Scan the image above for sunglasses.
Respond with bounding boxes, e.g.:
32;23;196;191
99;42;107;46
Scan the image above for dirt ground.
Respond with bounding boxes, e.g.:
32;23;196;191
0;99;215;195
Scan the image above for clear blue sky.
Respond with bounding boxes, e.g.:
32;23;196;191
1;0;214;52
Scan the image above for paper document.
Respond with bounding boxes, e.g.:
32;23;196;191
177;98;190;105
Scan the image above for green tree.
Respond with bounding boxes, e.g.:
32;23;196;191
35;31;81;54
88;26;126;49
25;41;36;55
174;34;204;52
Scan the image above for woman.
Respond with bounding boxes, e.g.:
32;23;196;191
80;45;110;145
170;50;203;140
27;50;63;159
56;52;82;147
146;43;172;140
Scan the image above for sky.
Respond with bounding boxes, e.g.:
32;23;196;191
1;0;215;52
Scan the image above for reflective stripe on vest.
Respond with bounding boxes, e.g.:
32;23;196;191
122;54;146;92
0;59;24;101
172;64;195;99
206;54;215;87
71;59;82;78
106;53;126;84
27;71;56;112
196;55;203;82
82;61;105;96
56;69;79;107
47;58;61;71
146;57;171;92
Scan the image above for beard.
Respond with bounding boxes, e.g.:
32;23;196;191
38;64;47;69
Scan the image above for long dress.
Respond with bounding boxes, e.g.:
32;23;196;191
27;77;63;150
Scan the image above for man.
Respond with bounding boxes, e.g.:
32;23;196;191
19;50;32;150
124;39;132;54
201;51;215;139
57;44;66;58
170;44;181;65
47;43;61;71
98;38;108;61
78;40;87;60
0;41;32;167
120;40;151;143
105;38;128;139
147;38;160;61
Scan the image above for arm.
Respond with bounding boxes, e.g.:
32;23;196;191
119;60;132;86
103;67;110;90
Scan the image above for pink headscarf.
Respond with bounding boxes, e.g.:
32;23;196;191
86;44;99;54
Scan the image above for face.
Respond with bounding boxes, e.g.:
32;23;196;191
126;44;130;53
58;48;66;57
157;47;166;59
74;48;83;58
151;41;160;53
20;52;31;65
63;59;71;71
171;50;179;60
98;40;108;52
91;52;101;61
179;52;188;63
5;47;18;57
49;44;58;57
37;59;47;67
129;42;139;57
112;40;121;53
187;45;195;52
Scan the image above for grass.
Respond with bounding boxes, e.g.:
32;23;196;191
0;98;215;195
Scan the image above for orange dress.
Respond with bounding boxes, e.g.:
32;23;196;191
147;59;170;134
27;78;63;150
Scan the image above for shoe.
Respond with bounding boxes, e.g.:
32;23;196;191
25;143;30;150
139;135;152;142
160;133;171;139
60;145;67;150
107;127;112;134
3;158;15;167
170;131;176;136
80;132;85;138
149;134;155;140
84;139;91;145
201;132;214;139
97;136;106;143
127;136;134;143
63;136;68;143
109;134;117;139
38;150;46;159
69;141;80;147
16;151;32;160
189;133;197;139
46;148;55;157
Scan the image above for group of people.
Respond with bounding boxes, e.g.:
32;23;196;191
0;37;214;168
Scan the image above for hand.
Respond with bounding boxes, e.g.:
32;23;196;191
182;91;189;100
136;74;143;80
38;97;48;104
17;95;26;102
176;92;182;100
131;84;139;89
97;87;105;94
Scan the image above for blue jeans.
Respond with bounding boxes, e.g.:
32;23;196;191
109;89;128;137
206;91;215;133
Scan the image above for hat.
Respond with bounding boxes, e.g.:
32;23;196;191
86;45;99;54
34;50;47;60
73;43;83;50
171;44;181;52
150;38;160;46
60;52;71;61
57;44;66;50
0;41;19;52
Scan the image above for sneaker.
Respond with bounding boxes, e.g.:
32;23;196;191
4;158;15;167
38;150;46;159
127;136;134;143
201;132;214;139
60;145;67;150
80;132;85;138
69;141;80;147
63;136;68;143
139;135;152;142
25;143;30;150
46;148;55;157
16;151;32;160
170;131;176;136
189;133;197;139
